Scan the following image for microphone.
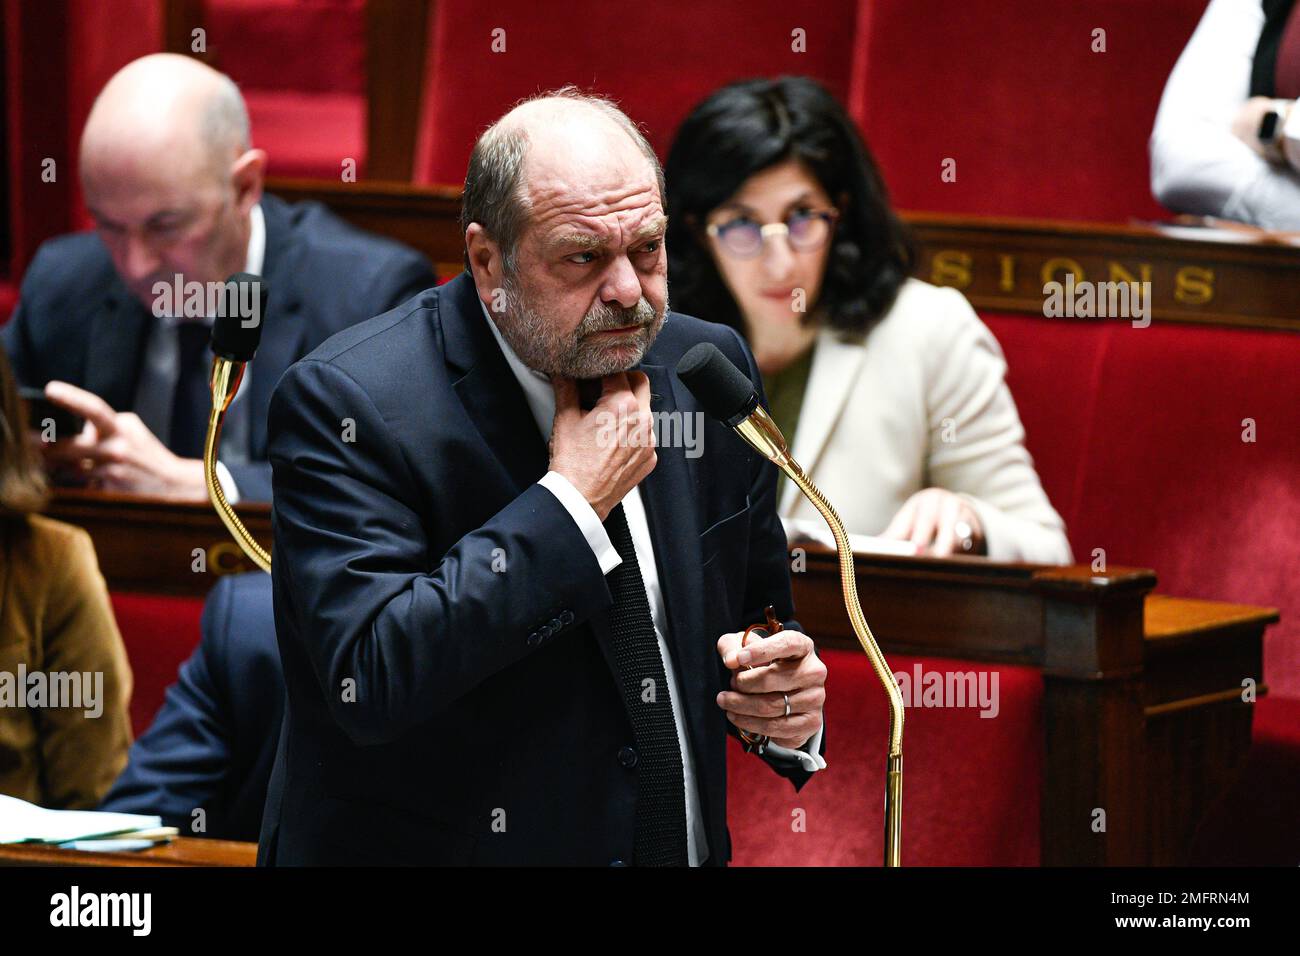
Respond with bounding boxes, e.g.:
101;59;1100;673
203;273;271;573
211;272;268;363
676;342;794;470
209;272;269;417
675;342;760;426
675;341;905;867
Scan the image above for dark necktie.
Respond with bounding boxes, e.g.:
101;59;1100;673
170;321;212;460
602;502;689;866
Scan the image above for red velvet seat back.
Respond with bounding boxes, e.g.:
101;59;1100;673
728;651;1043;866
849;0;1209;221
109;592;205;737
984;313;1300;697
205;0;365;96
414;0;859;186
205;0;367;178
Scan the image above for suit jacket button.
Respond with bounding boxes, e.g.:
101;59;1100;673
618;745;638;769
527;631;542;647
560;610;575;625
538;624;553;639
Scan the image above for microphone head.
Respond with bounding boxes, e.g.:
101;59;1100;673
675;342;759;426
210;273;269;362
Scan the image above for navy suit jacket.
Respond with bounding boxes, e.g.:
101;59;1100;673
99;572;280;841
260;271;824;866
1;193;436;500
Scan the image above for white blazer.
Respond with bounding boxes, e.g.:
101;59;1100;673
778;278;1073;564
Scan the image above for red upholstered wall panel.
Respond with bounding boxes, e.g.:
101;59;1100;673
207;0;367;178
414;0;860;186
979;312;1113;536
205;0;366;95
985;313;1300;698
109;592;205;737
849;0;1209;222
4;0;159;262
1072;322;1300;694
65;0;162;231
728;650;1042;866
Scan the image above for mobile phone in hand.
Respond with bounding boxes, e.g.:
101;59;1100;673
20;387;85;442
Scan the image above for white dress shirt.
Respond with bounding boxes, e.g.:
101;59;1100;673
478;299;824;866
133;203;266;502
1150;0;1300;230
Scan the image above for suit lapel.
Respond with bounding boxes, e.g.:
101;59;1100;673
779;329;869;514
442;273;550;496
248;198;309;458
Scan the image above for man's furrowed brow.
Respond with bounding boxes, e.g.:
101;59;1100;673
548;232;607;253
548;216;668;253
633;216;669;240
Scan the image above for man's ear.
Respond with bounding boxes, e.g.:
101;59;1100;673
465;223;505;306
230;149;268;216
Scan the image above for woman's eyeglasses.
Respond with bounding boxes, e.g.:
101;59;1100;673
705;208;839;259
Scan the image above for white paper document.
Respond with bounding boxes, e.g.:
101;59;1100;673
0;794;162;844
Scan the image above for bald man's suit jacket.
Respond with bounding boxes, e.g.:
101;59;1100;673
1;193;436;500
259;271;824;866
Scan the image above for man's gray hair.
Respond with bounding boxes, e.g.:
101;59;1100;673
460;87;665;273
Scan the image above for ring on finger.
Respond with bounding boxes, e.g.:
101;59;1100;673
954;519;974;552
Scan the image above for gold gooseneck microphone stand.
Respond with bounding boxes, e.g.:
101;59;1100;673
734;402;903;867
204;273;271;573
677;341;903;866
204;355;270;573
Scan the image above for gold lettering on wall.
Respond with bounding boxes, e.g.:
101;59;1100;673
917;245;1238;318
1174;266;1215;305
1041;257;1086;286
1108;262;1152;286
209;540;251;575
998;254;1016;292
931;250;973;289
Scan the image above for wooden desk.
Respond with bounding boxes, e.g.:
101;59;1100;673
0;838;256;867
793;546;1278;866
47;489;272;595
46;491;1279;866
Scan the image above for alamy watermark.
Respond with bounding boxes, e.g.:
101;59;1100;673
0;667;104;718
596;408;705;459
151;274;262;328
1043;274;1151;328
50;886;150;935
893;663;999;718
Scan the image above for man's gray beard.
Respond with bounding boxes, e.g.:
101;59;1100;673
495;275;667;379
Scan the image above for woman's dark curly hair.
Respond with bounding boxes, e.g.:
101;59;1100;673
665;76;914;340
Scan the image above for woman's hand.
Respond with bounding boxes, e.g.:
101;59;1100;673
882;487;985;556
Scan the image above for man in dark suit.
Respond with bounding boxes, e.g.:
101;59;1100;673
261;91;827;866
99;572;280;842
1;54;434;501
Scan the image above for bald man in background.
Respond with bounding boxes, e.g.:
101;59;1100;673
2;54;436;502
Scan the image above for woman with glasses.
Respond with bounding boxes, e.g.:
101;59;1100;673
665;77;1071;562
